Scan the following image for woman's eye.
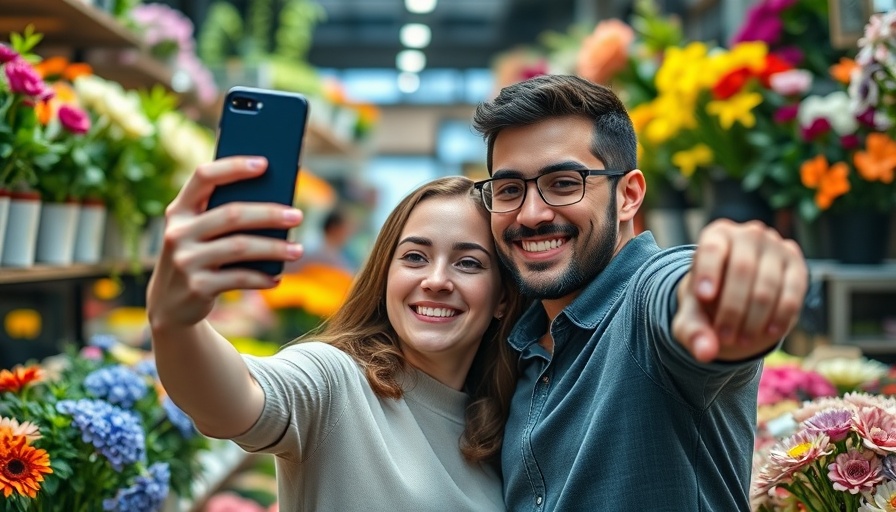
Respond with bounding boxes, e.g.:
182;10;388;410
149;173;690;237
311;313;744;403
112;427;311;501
457;258;484;270
400;252;427;264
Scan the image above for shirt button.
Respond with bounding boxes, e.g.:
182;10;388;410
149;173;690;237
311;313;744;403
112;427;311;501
536;496;543;505
541;375;549;384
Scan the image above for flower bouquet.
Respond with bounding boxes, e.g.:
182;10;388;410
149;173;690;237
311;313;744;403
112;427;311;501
751;392;896;512
0;335;209;511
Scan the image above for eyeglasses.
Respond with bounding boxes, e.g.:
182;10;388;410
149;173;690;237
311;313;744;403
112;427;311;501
473;168;631;213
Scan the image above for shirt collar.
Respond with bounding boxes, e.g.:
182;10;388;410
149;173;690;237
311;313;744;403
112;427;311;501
507;231;663;351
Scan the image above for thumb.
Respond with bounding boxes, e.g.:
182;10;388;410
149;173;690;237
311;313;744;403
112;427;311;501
672;289;720;363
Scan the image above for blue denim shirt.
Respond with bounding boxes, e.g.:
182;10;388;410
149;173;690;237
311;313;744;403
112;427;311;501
501;232;761;512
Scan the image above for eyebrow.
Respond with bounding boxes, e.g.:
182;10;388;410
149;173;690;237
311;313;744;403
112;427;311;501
398;236;492;256
491;160;589;179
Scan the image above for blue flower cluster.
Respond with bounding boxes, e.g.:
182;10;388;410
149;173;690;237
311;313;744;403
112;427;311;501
88;333;119;350
133;359;158;379
162;397;196;438
103;462;171;512
84;365;149;409
56;399;146;471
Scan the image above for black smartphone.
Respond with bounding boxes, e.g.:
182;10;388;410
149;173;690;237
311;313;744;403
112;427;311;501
206;86;310;275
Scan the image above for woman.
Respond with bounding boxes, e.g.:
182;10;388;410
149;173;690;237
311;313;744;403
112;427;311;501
146;156;526;511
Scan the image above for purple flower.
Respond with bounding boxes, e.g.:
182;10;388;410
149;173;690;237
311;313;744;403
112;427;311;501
162;397;196;438
57;399;146;471
4;58;47;97
0;44;18;63
58;104;91;134
732;3;783;45
773;104;799;123
103;462;170;512
84;365;149;409
840;134;860;151
801;118;831;141
804;409;853;441
883;454;896;481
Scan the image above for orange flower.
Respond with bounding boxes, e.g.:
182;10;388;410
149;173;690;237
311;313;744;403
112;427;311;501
830;58;858;85
576;19;634;85
800;155;850;210
854;132;896;184
0;432;53;499
260;263;353;317
34;56;92;82
35;81;79;125
0;365;44;394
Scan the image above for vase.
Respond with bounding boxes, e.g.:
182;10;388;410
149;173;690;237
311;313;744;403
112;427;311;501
703;176;775;227
36;200;80;265
74;198;107;263
1;191;42;267
826;210;892;264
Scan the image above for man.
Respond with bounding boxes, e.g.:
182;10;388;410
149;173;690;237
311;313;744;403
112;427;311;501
471;74;807;511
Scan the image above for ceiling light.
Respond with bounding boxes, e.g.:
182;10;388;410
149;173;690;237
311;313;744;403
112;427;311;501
397;72;420;94
405;0;436;14
400;23;431;49
396;49;426;73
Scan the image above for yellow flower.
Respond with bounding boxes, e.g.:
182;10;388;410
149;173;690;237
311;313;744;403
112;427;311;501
706;91;763;129
656;42;709;97
672;144;714;177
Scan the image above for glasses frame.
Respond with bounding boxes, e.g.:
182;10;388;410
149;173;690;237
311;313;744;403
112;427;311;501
473;168;632;213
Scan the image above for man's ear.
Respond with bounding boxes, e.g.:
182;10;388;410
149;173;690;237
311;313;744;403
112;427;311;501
617;169;646;223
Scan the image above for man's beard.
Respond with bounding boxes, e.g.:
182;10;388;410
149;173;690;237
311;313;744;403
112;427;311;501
497;200;618;300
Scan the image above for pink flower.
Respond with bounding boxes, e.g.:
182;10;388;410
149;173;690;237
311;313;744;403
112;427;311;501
804;409;853;442
0;43;18;63
204;492;265;512
4;58;48;97
773;104;799;123
769;69;813;96
854;406;896;453
576;19;634;85
58;104;91;134
827;449;883;493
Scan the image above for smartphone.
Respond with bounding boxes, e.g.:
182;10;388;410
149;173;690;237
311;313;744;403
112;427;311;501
206;86;310;275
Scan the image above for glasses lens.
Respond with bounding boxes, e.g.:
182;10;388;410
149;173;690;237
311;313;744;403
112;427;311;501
485;178;525;213
537;171;585;207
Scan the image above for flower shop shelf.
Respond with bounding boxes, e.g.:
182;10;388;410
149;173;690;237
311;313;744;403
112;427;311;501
807;260;896;354
0;0;141;48
0;260;155;285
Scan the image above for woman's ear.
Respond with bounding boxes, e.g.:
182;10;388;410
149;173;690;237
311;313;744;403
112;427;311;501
617;169;646;223
494;290;509;321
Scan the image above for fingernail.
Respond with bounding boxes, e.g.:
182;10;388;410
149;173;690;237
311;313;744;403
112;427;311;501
694;335;712;357
247;157;265;169
283;209;301;222
286;243;303;258
697;279;714;297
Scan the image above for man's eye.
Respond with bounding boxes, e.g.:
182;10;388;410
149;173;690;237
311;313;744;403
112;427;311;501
493;181;523;198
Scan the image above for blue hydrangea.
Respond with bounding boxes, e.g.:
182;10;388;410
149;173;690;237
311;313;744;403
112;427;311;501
103;462;170;512
84;365;149;409
88;334;119;350
162;397;196;438
884;454;896;481
132;359;158;379
56;399;146;471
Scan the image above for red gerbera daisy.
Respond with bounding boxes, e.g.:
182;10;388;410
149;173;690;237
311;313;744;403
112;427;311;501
0;365;44;394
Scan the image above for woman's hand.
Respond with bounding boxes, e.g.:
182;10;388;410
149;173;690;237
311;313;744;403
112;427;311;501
147;156;304;332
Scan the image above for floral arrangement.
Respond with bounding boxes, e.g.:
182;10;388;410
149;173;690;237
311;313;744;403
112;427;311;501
752;350;896;511
751;392;896;512
0;335;209;511
0;27;91;193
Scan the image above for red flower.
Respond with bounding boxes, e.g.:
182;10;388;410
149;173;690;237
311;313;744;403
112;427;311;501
0;365;44;394
713;67;753;99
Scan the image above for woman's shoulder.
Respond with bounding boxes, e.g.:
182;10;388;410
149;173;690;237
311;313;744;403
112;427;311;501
276;341;355;367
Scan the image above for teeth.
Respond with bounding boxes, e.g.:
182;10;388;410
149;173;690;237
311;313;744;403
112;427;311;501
415;306;457;318
522;239;564;252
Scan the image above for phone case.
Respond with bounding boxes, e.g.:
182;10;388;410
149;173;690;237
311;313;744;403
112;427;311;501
207;86;310;275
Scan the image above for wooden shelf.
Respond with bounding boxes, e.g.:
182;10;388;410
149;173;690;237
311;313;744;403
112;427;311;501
0;0;141;48
0;260;154;285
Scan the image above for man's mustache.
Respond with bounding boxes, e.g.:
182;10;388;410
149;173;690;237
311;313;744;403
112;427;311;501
503;224;578;244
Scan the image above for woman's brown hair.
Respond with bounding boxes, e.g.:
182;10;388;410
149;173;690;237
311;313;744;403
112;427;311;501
291;176;526;465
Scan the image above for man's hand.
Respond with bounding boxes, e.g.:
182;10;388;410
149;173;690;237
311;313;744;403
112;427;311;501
672;219;808;363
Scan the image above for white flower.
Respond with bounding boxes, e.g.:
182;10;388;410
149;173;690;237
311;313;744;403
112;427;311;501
859;479;896;511
798;91;859;135
814;358;890;392
769;69;813;96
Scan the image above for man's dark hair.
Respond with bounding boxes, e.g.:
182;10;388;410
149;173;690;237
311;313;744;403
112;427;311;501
472;74;638;175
